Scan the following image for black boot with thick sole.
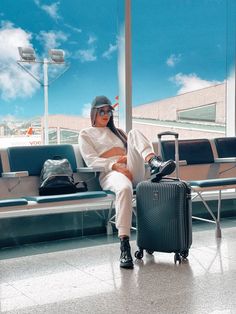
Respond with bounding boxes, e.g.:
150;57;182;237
148;156;176;181
120;236;134;269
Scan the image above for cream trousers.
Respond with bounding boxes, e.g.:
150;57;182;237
99;129;154;237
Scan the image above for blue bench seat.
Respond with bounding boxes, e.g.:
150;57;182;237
25;191;107;203
189;177;236;188
0;198;28;207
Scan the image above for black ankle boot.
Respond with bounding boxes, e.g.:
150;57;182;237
148;156;176;179
120;236;134;269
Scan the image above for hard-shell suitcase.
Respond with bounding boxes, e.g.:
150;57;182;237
135;132;192;264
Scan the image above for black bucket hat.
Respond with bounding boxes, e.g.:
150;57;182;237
91;96;114;110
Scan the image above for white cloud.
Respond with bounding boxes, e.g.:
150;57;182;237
75;48;96;62
81;103;91;118
0;21;40;100
36;30;68;53
72;34;97;62
64;23;82;34
34;0;60;20
102;43;117;60
0;114;17;123
88;35;97;45
166;54;181;67
171;73;222;94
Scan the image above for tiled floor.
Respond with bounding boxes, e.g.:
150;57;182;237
0;218;236;314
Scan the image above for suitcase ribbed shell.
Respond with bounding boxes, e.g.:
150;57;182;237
136;179;192;253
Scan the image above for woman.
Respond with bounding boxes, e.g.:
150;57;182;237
79;96;176;269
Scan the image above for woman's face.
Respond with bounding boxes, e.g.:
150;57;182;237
94;106;113;127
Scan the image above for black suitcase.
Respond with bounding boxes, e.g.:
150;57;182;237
135;132;192;264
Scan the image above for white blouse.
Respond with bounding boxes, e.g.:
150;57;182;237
79;127;126;172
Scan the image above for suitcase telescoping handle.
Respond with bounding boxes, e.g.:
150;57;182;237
157;131;179;179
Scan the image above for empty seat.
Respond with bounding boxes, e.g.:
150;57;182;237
161;138;214;164
214;137;236;158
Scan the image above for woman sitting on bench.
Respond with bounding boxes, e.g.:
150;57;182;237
79;95;175;269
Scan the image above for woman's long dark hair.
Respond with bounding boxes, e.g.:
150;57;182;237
90;107;127;149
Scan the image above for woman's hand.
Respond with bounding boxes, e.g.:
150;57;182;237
117;155;127;164
112;163;133;181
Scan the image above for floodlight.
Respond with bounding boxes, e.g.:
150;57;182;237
49;49;65;63
18;47;36;62
17;46;69;145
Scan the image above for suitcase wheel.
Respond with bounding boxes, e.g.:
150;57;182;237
134;249;144;260
180;250;189;259
174;253;182;264
146;250;154;255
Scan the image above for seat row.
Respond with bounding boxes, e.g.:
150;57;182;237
0;144;116;235
0;136;236;241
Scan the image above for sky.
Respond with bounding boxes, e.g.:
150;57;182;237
0;0;235;120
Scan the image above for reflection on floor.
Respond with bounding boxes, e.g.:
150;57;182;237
0;218;236;314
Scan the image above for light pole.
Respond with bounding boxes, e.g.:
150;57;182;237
17;47;69;144
43;57;49;144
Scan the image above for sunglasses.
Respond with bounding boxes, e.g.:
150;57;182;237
98;109;113;117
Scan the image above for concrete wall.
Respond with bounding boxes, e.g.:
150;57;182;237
132;83;225;124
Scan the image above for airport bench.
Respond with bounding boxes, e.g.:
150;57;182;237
1;137;236;243
0;144;115;236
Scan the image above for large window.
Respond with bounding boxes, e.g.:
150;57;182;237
132;0;235;141
0;0;120;146
0;1;235;146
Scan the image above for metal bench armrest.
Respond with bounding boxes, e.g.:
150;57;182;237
179;160;187;166
214;157;236;163
77;167;105;173
2;171;29;178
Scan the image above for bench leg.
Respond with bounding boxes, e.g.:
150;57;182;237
106;199;137;235
192;191;222;238
216;190;222;238
216;221;222;238
106;201;115;235
106;222;113;235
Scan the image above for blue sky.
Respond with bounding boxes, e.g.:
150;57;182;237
0;0;234;119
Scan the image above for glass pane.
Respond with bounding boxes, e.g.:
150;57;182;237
177;104;216;123
132;0;235;141
0;0;119;146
